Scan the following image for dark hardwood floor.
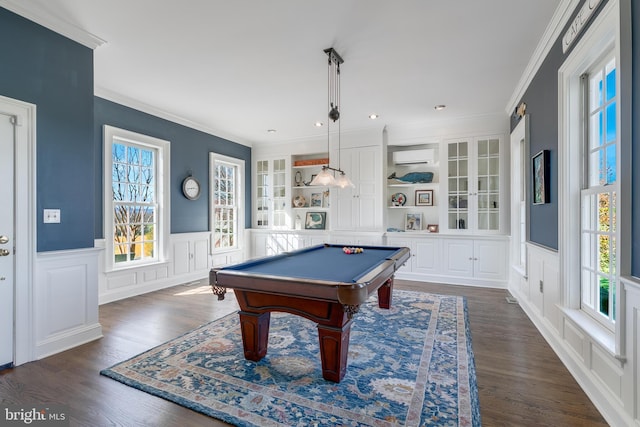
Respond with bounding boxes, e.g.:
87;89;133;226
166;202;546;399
0;280;608;426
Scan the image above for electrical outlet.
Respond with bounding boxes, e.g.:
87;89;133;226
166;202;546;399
539;280;544;293
43;209;61;223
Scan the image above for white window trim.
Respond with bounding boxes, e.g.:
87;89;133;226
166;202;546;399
558;0;627;359
103;125;171;272
210;152;245;255
510;115;529;278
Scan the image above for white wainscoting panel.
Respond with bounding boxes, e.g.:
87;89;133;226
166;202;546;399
622;277;640;426
35;248;102;359
590;343;623;399
562;318;586;362
98;232;231;304
510;244;638;427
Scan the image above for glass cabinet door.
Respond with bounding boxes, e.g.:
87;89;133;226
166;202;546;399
254;157;289;229
447;140;469;230
476;138;500;231
271;158;287;228
255;160;270;227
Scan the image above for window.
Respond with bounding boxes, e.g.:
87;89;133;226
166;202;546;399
580;56;617;329
210;153;244;252
559;0;625;350
104;126;170;270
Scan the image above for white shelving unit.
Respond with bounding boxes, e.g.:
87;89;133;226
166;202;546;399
291;154;330;231
386;144;439;231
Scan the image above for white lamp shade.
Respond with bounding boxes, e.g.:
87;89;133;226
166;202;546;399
335;172;355;188
310;167;336;186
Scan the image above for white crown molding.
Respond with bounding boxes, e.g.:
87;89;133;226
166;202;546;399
94;86;253;148
0;0;105;49
505;0;580;115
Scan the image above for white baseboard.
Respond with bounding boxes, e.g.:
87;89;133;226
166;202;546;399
35;323;103;360
99;272;209;305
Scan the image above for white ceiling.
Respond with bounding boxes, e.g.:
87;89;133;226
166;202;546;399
9;1;564;146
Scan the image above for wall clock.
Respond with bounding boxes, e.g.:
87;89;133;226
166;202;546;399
182;176;201;200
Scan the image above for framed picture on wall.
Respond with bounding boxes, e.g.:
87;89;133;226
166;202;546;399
415;189;434;206
532;149;550;204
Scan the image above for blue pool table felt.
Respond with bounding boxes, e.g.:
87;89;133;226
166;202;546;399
222;245;402;283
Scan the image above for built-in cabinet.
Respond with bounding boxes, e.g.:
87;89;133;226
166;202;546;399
441;237;507;281
334;146;383;231
443;136;503;233
386;144;439;231
250;128;509;288
254;157;289;229
172;234;210;276
291;153;330;230
387;234;508;287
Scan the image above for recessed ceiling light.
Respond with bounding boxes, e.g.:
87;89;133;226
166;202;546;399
267;129;277;133
315;122;324;127
368;113;379;119
434;105;446;111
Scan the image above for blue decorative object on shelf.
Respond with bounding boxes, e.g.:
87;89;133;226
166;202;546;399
388;171;434;183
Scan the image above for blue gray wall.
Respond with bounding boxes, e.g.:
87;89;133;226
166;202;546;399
509;0;609;251
0;8;95;252
632;0;640;277
94;98;252;238
1;7;252;252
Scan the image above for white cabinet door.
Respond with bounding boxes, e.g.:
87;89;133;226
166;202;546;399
442;239;474;277
334;147;355;230
173;235;211;275
173;240;191;276
387;236;440;275
193;239;210;272
473;239;506;280
413;239;440;275
355;147;381;230
334;146;382;231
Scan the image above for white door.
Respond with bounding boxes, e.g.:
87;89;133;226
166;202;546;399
355;147;381;230
0;112;15;368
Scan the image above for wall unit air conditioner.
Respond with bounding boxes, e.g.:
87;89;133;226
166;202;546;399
392;148;435;165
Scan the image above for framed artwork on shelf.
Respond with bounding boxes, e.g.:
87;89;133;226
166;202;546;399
427;224;439;233
304;212;326;230
532;149;550;205
415;189;434;206
310;192;323;207
405;213;422;231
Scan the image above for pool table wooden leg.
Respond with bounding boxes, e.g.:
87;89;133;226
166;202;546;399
317;321;352;382
238;311;270;361
377;277;394;309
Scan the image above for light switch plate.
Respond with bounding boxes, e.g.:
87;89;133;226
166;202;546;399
43;209;61;223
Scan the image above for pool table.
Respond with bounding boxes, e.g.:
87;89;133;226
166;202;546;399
210;243;410;382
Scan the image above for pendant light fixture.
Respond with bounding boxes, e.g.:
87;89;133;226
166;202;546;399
310;48;354;188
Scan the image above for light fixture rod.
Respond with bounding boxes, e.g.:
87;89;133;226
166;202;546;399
321;165;346;174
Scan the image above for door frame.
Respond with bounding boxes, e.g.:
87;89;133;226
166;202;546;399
1;94;36;365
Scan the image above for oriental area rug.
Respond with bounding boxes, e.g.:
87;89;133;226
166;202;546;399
101;291;481;426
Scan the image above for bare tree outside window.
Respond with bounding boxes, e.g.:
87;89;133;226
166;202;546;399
112;142;158;263
213;162;236;249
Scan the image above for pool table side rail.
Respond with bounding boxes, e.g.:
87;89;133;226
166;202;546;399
211;246;410;306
